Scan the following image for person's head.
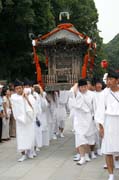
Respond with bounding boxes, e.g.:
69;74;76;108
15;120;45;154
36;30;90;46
15;86;23;95
107;71;119;89
94;79;103;92
33;85;40;94
105;76;111;88
2;87;11;97
95;82;103;92
14;80;23;95
78;79;88;93
23;78;33;95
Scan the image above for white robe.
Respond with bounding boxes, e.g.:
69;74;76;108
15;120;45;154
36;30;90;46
68;87;77;129
11;93;34;152
39;92;49;146
33;92;43;148
95;88;119;154
55;91;68;128
69;90;96;147
45;93;54;140
49;94;59;135
93;91;102;149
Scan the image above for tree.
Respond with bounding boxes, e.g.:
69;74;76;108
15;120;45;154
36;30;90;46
51;0;98;37
0;0;55;81
103;33;119;70
0;0;2;12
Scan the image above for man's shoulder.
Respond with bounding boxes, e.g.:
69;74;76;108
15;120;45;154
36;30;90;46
11;93;20;100
101;88;110;96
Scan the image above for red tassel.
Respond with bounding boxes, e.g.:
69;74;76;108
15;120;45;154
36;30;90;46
33;47;44;88
81;64;87;78
84;54;89;66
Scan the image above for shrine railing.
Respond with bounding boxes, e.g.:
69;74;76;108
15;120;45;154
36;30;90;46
43;74;80;85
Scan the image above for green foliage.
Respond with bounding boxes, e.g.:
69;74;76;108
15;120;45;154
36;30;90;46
103;34;119;70
32;0;55;34
0;0;55;81
5;0;14;6
51;0;98;38
0;0;2;12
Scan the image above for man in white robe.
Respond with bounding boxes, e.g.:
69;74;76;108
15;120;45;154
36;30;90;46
11;80;35;162
93;79;103;157
68;83;80;161
96;73;119;169
49;91;59;140
33;85;43;152
69;84;78;132
69;79;96;165
56;90;68;138
40;90;50;146
23;80;36;158
46;92;56;140
95;71;119;180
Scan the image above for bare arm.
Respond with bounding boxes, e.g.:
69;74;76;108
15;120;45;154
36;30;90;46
99;123;104;138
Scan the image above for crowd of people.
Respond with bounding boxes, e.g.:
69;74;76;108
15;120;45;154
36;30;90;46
69;70;119;180
0;78;69;161
0;70;119;180
0;84;16;142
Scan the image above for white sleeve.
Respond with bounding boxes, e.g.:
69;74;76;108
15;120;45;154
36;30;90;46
11;96;26;124
94;92;105;126
71;95;83;109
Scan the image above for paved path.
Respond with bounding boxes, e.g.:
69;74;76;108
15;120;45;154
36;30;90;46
0;120;119;180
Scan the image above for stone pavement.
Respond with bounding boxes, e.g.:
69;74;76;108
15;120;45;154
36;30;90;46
0;120;119;180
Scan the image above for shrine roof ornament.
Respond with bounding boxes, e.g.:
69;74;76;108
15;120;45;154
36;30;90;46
37;23;85;46
31;12;93;47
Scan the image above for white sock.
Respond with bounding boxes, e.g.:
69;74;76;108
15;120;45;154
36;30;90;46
80;156;85;161
109;174;114;180
85;153;90;158
91;151;95;155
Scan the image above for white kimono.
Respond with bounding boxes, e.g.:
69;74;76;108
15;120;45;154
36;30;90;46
55;91;68;129
33;92;42;148
39;92;49;146
68;87;78;130
95;88;119;154
11;93;34;152
69;90;96;147
46;93;54;140
49;93;59;135
93;91;103;149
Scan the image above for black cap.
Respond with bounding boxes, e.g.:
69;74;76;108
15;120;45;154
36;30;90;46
93;78;103;85
23;78;32;86
78;79;87;87
107;70;119;79
14;79;23;87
